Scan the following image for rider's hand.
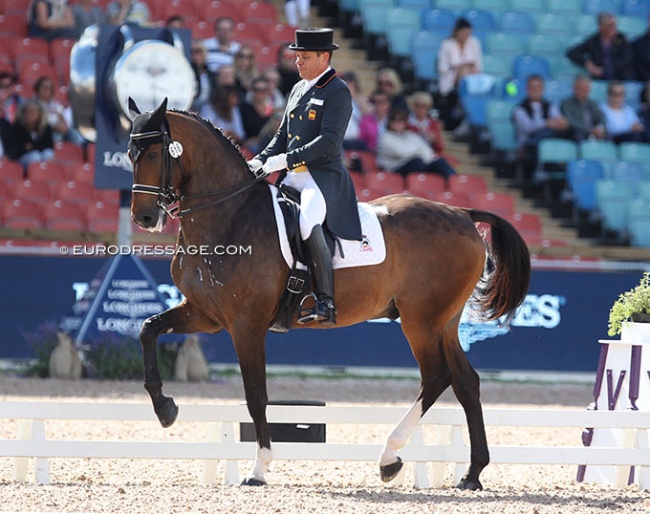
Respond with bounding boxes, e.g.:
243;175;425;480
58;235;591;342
262;153;288;174
247;159;264;177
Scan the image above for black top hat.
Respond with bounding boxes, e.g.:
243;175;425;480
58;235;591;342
288;28;339;51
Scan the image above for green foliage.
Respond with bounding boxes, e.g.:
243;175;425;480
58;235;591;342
608;272;650;336
20;322;59;378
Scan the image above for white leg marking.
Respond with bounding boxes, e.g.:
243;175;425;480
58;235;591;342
379;398;424;467
245;445;273;483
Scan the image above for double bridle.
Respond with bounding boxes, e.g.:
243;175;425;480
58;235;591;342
129;121;267;217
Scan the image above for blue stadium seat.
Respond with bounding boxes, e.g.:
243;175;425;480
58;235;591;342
482;54;513;79
397;0;431;9
544;79;573;105
618;141;650;164
546;0;583;14
485;32;526;58
472;0;509;11
611;161;646;186
360;1;393;36
535;14;574;37
422;8;457;32
618;16;647;39
536;138;579;179
461;9;496;31
458;74;501;127
485;98;517;125
621;0;650;17
499;11;536;36
575;14;598;37
411;30;445;84
527;34;567;60
488;118;519;162
596;180;635;234
436;0;469;9
583;0;619;15
579;140;618;162
627;198;650;247
513;54;551;83
623;81;644;110
589;80;609;104
509;0;546;14
567;159;606;212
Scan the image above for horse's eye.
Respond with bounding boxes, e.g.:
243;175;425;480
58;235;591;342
147;151;157;160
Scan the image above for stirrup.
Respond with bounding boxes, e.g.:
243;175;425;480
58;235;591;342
298;292;319;324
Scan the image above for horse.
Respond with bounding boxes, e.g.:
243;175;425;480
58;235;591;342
127;98;531;490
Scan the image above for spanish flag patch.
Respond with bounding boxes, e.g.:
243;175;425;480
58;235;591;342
308;109;316;120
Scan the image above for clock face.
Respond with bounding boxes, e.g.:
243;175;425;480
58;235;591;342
113;41;196;118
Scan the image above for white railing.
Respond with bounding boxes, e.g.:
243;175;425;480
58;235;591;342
1;402;648;489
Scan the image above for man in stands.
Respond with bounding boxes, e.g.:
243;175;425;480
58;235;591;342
204;17;242;74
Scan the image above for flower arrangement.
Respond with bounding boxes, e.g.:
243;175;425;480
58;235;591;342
608;272;650;336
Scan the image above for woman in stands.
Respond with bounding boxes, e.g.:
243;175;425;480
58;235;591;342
9;99;54;171
600;81;645;144
377;108;457;179
28;0;78;41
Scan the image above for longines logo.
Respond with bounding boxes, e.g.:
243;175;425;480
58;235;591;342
102;151;133;172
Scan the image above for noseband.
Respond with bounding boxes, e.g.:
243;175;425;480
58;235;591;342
129;119;266;217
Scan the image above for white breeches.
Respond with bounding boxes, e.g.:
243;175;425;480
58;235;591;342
281;170;327;240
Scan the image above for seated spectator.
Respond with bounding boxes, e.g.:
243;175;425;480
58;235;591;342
285;0;310;29
374;67;408;112
9;100;54;170
0;71;24;125
199;85;245;144
632;14;650;82
560;75;606;142
239;77;274;154
204;17;242;74
260;67;287;111
600;81;645;144
32;75;84;145
234;46;260;100
0;115;11;159
513;75;570;162
359;90;392;152
340;71;372;151
28;0;78;41
437;17;483;131
377;108;457;179
256;107;284;152
106;0;150;26
190;39;214;112
275;43;300;98
407;90;459;168
72;0;106;36
566;12;635;81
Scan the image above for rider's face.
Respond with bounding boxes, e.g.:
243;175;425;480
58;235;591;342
295;51;329;81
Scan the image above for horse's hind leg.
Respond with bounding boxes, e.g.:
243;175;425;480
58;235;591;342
445;331;489;490
140;300;218;427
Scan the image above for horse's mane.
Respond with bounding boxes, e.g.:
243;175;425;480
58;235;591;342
170;109;249;168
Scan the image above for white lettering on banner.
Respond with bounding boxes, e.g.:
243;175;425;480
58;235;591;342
101;301;165;316
510;294;564;329
102;151;133;172
96;317;147;334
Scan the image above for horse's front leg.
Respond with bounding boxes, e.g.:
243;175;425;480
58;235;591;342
140;299;219;427
232;326;272;486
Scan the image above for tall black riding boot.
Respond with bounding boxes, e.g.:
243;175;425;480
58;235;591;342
299;224;336;326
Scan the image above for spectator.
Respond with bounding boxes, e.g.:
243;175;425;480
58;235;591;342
377;108;457;178
512;75;570;162
214;64;236;89
9;99;54;170
632;14;650;82
284;0;310;29
190;39;214;112
71;0;106;35
0;114;12;159
0;71;24;124
407;90;459;168
560;75;606;142
359;90;392;152
204;17;242;74
437;17;483;131
639;81;650;142
106;0;150;26
28;0;78;41
165;15;185;29
275;43;300;97
566;12;635;81
32;75;84;145
199;85;245;144
600;81;645;144
256;107;284;152
340;71;372;151
374;67;408;112
240;77;274;154
261;67;287;111
234;45;260;100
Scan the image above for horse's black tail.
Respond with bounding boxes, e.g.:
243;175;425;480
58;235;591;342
467;209;531;323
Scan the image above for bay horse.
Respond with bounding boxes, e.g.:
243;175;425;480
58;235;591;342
128;99;530;490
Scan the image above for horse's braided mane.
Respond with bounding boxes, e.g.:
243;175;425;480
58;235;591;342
170;109;249;167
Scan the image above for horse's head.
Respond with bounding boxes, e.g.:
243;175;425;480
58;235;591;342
128;98;180;232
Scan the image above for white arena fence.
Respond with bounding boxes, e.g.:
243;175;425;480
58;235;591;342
0;402;648;489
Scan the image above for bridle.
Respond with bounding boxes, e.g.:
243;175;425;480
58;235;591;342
129;119;267;217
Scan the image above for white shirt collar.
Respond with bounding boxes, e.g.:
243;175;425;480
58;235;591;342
301;66;332;96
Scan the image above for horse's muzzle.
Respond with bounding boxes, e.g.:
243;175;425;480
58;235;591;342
132;207;165;232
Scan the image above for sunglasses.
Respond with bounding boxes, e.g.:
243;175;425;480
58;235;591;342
252;87;268;93
0;82;13;89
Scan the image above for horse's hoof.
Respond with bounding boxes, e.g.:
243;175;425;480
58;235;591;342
241;477;267;486
456;477;483;491
157;397;179;428
380;457;403;483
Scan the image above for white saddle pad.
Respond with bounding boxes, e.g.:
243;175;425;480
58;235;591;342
268;184;387;270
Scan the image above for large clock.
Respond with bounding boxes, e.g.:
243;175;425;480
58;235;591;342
110;39;196;119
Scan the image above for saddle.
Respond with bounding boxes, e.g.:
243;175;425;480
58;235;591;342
269;184;339;333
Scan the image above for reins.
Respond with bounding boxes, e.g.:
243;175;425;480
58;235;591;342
130;118;265;218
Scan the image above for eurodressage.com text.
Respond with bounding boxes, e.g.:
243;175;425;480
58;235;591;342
59;244;253;257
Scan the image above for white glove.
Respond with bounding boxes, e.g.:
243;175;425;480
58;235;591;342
262;153;288;174
247;159;264;177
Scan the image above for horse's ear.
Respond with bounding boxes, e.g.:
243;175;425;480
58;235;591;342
148;98;168;127
128;97;141;117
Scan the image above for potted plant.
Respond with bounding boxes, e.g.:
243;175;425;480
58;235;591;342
608;272;650;337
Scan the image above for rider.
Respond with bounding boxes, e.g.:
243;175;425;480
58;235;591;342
247;28;362;326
